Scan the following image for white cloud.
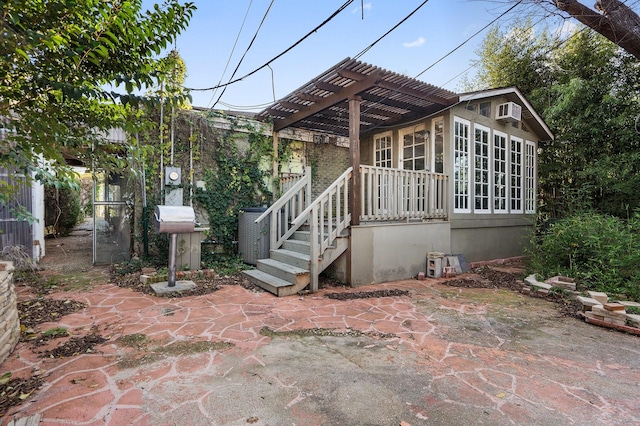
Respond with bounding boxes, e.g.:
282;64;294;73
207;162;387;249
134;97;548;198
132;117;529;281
403;37;426;48
352;2;372;14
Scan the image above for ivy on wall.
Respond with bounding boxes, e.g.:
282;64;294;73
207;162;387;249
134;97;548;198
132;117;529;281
193;111;273;251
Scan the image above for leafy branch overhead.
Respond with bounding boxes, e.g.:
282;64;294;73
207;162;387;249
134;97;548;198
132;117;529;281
0;0;196;185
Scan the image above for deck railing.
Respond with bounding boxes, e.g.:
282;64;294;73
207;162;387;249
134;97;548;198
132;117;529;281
360;165;448;221
279;168;309;195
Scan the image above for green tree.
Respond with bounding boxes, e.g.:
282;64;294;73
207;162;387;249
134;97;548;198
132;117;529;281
471;22;640;218
0;0;195;197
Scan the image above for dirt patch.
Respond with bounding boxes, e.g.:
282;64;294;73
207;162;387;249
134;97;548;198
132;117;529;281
109;271;259;297
325;289;410;300
259;326;396;339
114;334;234;369
18;299;87;331
38;334;108;359
442;266;582;318
0;374;44;416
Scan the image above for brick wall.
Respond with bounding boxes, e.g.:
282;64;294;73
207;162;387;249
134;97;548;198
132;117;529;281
0;262;20;365
305;142;350;197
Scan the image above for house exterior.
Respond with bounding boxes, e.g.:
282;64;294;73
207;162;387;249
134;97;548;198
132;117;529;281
242;58;553;295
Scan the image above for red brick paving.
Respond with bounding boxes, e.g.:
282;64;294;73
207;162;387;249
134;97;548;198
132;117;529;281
2;278;639;425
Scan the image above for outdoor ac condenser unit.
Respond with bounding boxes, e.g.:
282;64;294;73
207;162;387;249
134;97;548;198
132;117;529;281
496;102;522;123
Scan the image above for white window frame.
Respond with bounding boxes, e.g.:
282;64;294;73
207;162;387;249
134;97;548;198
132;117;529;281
493;130;508;213
525;140;536;214
453;117;471;213
510;136;523;213
374;132;393;168
474;124;491;214
432;118;445;173
399;125;428;171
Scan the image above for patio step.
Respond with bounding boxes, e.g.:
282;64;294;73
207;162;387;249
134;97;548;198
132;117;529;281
243;269;309;297
256;258;309;287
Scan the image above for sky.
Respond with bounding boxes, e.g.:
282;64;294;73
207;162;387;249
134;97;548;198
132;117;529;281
141;0;605;111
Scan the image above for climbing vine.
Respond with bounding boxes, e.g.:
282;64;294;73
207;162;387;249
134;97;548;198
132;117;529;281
194;111;273;251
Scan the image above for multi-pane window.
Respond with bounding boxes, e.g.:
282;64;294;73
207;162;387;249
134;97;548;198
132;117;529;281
375;133;392;168
454;118;471;212
493;131;508;212
474;124;490;212
401;128;427;170
510;137;523;213
433;119;444;173
525;141;536;213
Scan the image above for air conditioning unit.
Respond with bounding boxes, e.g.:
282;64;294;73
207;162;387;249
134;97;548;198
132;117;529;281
496;102;522;123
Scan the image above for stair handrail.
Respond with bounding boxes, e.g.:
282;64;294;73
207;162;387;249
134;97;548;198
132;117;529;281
291;167;352;292
254;167;312;250
290;167;353;228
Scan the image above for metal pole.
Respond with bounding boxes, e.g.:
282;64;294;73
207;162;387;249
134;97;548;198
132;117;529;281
168;233;178;287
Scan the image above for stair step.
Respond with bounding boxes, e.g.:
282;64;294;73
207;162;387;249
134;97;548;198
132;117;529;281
293;230;311;242
243;269;301;296
271;249;310;269
257;258;309;286
282;239;310;254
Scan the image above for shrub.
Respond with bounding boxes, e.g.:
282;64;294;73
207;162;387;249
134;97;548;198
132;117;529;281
526;212;640;301
45;185;81;236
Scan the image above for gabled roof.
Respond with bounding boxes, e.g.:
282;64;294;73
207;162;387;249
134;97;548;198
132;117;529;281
257;58;459;138
458;87;554;141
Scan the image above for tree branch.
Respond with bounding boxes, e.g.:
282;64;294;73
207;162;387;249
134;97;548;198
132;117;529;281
555;0;640;59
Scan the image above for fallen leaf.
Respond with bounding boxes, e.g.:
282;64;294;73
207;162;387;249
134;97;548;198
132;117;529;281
0;372;11;385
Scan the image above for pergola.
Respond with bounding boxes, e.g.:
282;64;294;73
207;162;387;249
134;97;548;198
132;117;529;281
257;57;459;224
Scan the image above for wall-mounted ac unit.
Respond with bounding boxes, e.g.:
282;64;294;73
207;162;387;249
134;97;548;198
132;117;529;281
496;102;522;123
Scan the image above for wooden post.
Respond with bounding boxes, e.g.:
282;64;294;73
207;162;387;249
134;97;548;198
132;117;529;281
348;96;361;225
346;95;361;286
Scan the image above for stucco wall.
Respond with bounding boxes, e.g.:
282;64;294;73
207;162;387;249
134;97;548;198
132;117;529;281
347;221;451;286
0;262;20;365
450;215;533;262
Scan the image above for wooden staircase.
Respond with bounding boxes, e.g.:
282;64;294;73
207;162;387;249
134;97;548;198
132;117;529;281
243;228;349;296
242;167;352;297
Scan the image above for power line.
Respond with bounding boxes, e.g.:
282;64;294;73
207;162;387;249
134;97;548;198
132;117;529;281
356;0;524;135
206;0;256;108
211;0;275;109
187;0;355;92
414;0;523;81
353;0;431;60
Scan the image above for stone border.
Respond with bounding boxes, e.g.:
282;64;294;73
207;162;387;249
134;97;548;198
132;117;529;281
0;262;20;364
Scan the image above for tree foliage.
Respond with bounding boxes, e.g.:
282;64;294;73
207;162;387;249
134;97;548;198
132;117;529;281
471;22;640;218
0;0;195;194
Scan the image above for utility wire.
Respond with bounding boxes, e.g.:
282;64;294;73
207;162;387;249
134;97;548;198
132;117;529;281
358;0;524;132
353;0;430;61
206;0;255;108
413;0;523;80
211;0;275;109
187;0;355;92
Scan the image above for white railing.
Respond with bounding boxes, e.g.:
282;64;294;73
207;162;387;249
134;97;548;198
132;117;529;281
279;168;308;194
360;165;448;221
291;167;352;292
255;167;312;250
